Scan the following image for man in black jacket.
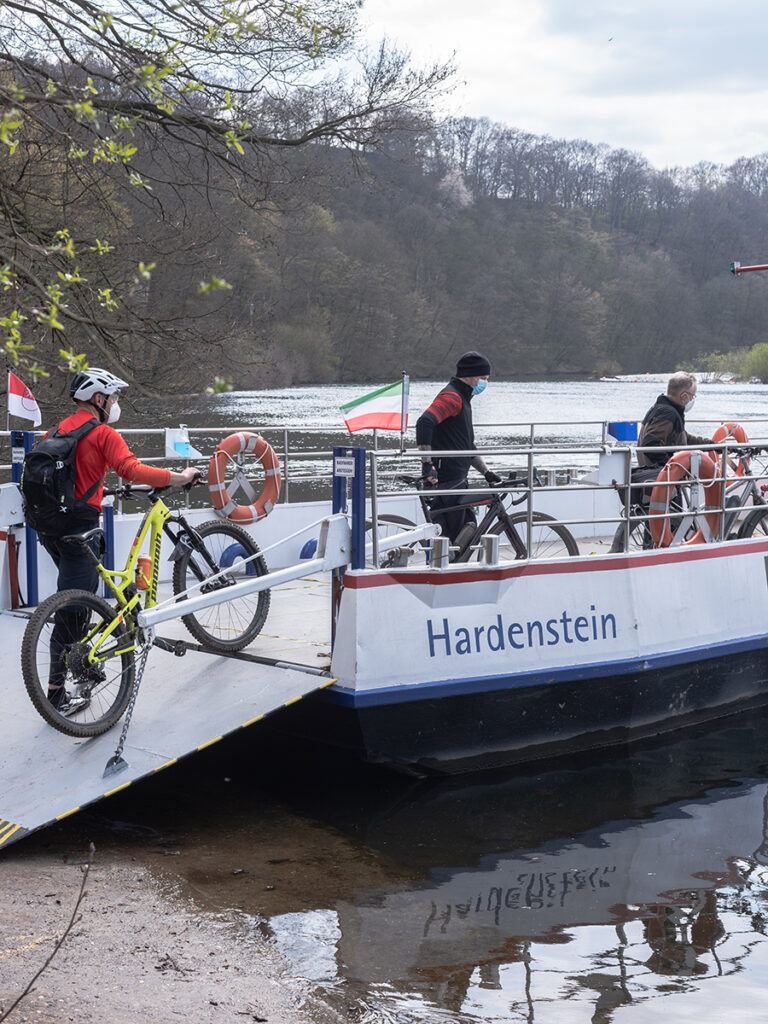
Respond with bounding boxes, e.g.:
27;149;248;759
416;350;501;543
637;371;711;468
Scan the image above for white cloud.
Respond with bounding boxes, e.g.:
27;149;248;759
358;0;768;168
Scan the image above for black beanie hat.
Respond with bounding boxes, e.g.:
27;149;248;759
456;350;491;377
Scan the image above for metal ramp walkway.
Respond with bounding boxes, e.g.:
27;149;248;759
0;575;334;852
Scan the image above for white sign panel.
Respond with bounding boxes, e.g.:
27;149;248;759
334;456;356;478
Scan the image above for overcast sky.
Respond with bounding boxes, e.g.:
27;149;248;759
359;0;768;170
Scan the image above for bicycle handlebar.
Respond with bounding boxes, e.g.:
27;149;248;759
103;478;205;499
396;471;541;491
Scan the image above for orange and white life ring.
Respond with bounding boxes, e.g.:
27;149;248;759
648;450;723;548
208;432;281;524
712;421;750;476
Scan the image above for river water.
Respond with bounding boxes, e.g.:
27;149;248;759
120;377;768;502
18;380;768;1022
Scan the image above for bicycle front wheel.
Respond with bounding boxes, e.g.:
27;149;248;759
364;514;428;567
21;588;136;737
737;506;768;539
172;519;270;652
489;512;579;561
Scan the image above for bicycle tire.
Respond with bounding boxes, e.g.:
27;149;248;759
21;588;136;737
488;511;579;561
609;518;654;553
172;519;270;652
737;506;768;540
364;514;428;567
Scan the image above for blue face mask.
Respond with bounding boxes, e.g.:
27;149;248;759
472;379;488;397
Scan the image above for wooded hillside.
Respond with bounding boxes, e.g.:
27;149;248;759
169;124;768;385
3;0;768;391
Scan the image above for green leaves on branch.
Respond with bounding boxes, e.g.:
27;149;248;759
223;129;245;154
92;138;138;164
198;276;233;294
1;311;28;351
59;350;89;373
205;376;234;394
136;262;156;280
0;109;23;154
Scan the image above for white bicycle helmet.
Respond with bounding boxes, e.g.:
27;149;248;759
69;367;128;401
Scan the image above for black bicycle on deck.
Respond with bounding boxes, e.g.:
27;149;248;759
368;471;579;567
609;445;768;552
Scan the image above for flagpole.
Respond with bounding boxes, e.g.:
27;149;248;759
6;369;9;433
399;371;409;454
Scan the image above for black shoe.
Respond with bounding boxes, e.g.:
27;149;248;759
48;688;90;717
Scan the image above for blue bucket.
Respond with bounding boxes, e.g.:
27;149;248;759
607;421;638;442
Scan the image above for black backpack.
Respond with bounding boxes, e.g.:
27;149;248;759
20;419;104;535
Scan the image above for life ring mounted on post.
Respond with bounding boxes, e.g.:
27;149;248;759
648;450;723;548
711;421;750;476
208;432;282;524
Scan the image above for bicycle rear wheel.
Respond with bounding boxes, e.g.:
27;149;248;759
609;517;654;553
172;519;270;652
21;588;136;737
488;512;579;561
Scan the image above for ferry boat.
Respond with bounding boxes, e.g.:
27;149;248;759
3;417;768;846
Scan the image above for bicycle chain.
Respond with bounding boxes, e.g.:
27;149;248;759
106;638;153;768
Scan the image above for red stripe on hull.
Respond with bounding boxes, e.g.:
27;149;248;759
345;538;768;589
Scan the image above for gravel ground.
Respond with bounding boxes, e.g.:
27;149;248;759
0;850;339;1024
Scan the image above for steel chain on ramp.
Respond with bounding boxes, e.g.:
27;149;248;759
103;639;152;777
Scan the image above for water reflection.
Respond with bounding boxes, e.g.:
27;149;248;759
261;721;768;1022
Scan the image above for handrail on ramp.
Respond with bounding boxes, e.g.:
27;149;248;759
136;514;439;631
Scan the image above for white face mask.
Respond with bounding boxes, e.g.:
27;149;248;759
684;396;696;412
107;400;121;424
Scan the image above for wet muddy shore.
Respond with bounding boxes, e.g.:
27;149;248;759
0;728;410;1024
0;847;340;1024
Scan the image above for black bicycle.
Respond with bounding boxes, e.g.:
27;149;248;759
368;471;579;566
610;445;768;553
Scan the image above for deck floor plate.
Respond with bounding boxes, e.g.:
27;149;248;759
0;575;333;851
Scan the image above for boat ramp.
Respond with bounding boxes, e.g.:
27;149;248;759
1;574;335;851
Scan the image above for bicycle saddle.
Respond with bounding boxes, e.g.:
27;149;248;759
61;527;105;545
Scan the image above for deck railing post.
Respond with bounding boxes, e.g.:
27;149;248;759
349;447;366;570
12;429;38;606
622;446;632;551
102;503;115;598
331;445;366;646
283;428;290;502
719;443;726;541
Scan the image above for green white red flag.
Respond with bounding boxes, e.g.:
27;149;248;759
340;379;409;432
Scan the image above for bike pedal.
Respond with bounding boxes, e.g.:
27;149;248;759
152;636;187;656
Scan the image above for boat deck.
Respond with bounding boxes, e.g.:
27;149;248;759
0;574;333;851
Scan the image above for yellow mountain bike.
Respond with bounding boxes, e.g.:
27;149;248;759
21;483;270;738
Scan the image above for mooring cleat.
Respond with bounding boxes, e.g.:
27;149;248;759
103;754;129;778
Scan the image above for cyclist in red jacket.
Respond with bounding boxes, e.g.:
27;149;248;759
42;367;199;714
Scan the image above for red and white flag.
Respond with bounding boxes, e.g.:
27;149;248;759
7;370;42;427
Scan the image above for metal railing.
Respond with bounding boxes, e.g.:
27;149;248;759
6;417;768;563
364;432;768;564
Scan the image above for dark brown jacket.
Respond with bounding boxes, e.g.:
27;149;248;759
637;394;711;468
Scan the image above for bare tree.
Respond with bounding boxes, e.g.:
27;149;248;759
0;0;453;387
